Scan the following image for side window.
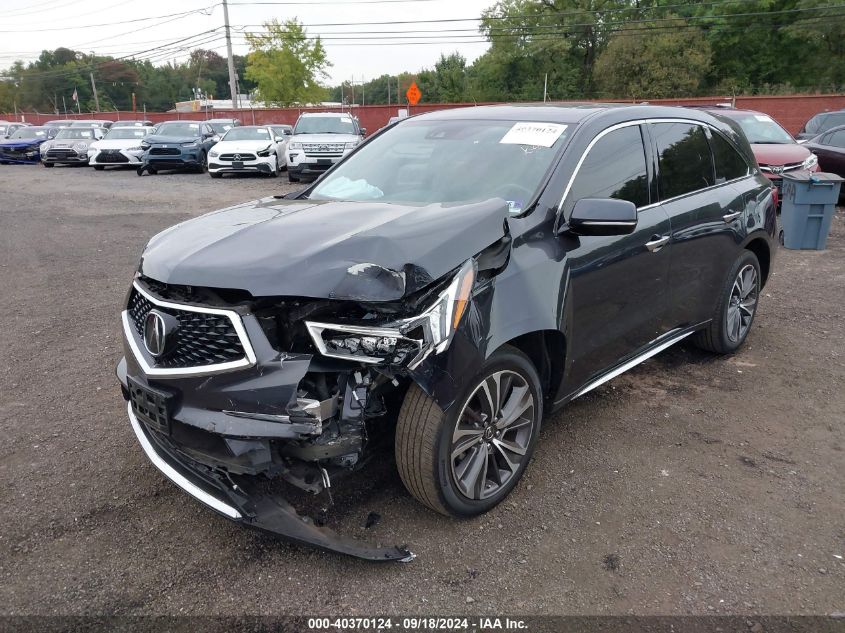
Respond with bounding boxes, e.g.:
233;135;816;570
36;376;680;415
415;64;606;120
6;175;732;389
652;122;715;200
709;131;749;183
566;125;649;212
828;130;845;148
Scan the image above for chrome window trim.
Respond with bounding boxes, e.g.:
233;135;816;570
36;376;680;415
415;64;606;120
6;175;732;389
122;280;257;379
557;117;753;218
127;403;242;519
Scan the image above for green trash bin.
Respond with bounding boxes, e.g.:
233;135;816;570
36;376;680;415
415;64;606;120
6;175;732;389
780;170;843;250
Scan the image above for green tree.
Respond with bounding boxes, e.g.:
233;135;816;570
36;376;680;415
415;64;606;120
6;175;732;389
593;19;712;99
244;19;330;106
432;53;468;102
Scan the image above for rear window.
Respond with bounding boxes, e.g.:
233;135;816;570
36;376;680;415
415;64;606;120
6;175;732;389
709;131;749;183
652;122;715;200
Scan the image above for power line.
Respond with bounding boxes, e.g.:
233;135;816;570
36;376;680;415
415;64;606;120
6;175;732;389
0;5;219;33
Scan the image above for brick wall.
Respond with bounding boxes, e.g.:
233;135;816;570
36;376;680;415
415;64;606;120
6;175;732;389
6;94;845;135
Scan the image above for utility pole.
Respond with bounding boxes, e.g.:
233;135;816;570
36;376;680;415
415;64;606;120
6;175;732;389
90;72;100;112
222;0;239;109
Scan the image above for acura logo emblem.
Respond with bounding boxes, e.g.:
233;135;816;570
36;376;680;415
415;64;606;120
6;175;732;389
143;309;177;358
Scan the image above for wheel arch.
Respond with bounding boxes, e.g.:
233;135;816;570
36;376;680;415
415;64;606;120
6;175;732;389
499;329;566;404
744;236;771;287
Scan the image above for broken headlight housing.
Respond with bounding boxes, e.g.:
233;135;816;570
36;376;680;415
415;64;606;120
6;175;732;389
306;259;476;368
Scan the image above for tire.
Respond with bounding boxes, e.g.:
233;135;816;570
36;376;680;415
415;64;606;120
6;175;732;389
93;166;105;171
209;171;222;179
694;250;761;354
196;152;207;173
288;172;300;183
42;162;54;168
395;345;543;517
148;167;157;175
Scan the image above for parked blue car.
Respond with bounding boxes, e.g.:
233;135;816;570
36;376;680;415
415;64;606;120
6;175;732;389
137;120;217;175
0;126;59;164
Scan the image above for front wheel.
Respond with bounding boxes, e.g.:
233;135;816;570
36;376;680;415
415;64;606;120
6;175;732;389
288;171;300;183
395;345;542;517
42;162;54;168
195;152;207;173
694;250;761;354
209;171;222;179
93;165;105;171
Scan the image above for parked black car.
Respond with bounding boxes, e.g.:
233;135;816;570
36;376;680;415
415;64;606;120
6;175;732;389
117;104;776;560
802;124;845;183
796;109;845;142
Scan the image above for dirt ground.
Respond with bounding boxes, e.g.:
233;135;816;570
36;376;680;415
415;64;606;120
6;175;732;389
0;165;843;617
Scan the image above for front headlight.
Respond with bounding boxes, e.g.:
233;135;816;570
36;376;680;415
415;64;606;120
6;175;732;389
140;142;150;151
289;142;302;150
344;141;359;150
126;145;143;152
306;260;476;367
257;145;273;157
182;141;199;149
803;153;818;170
209;150;219;158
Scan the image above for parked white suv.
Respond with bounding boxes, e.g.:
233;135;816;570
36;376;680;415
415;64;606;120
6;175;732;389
287;112;365;182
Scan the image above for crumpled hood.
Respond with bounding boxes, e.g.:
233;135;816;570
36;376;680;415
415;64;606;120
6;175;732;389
0;139;41;149
140;197;510;301
751;142;812;166
145;134;199;145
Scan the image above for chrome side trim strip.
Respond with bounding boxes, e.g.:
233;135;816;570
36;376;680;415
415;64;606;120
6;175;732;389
123;280;257;379
126;403;242;520
572;329;694;399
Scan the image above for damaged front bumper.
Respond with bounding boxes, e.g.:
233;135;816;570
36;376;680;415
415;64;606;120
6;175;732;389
125;401;414;562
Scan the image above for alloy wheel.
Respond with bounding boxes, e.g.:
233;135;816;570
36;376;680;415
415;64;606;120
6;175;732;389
726;264;758;343
450;370;536;501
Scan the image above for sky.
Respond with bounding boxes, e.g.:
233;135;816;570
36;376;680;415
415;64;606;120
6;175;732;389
0;0;496;85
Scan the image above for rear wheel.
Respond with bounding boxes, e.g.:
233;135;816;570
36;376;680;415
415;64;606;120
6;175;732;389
694;250;761;354
395;346;542;517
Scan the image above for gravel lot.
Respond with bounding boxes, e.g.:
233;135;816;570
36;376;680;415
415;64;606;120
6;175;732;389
1;165;843;617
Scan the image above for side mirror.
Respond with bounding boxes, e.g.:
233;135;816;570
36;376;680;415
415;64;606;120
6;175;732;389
275;136;284;143
360;128;367;136
561;198;638;236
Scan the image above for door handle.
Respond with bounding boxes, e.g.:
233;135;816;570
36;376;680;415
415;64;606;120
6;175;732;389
723;211;742;223
645;235;671;252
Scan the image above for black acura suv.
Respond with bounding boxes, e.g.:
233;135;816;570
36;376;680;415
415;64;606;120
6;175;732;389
117;104;776;560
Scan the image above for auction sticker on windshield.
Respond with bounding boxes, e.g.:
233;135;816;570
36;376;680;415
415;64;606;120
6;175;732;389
500;122;567;147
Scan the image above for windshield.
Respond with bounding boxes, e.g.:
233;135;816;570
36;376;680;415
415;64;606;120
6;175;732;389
56;128;97;139
222;127;271;141
734;114;795;144
294;116;358;135
70;121;107;127
105;127;149;140
208;121;234;133
11;127;48;139
155;122;201;137
309;119;570;209
807;112;845;135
